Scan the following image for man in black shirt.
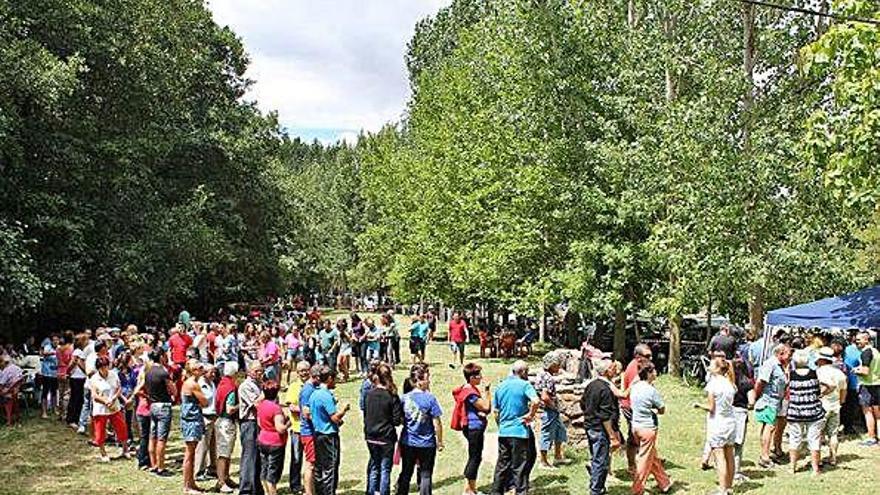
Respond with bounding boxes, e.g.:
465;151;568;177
708;324;737;360
580;360;621;495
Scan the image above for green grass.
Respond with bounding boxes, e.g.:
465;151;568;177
1;312;878;494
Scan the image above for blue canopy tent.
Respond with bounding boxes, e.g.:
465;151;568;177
766;285;880;329
755;285;880;364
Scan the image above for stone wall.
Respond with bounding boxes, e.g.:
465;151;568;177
530;349;590;448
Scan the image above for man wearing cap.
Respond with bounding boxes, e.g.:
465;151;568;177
580;359;622;495
816;347;847;465
853;331;880;446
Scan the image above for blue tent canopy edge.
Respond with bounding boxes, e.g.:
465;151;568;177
766;284;880;329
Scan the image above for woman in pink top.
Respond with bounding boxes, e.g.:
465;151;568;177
284;328;303;384
257;381;289;495
56;331;74;418
259;332;281;382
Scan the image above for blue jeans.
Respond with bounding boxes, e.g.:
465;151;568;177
366;442;394;495
587;428;611;495
137;414;151;467
78;387;91;428
289;433;303;492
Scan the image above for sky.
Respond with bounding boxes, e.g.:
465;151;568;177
207;0;450;145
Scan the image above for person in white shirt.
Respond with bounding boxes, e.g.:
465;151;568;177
195;364;218;480
695;358;736;495
815;347;847;466
89;355;130;461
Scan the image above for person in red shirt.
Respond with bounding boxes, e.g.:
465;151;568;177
167;324;193;402
619;343;654;474
447;312;470;369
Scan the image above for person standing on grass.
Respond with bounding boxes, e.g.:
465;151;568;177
536;353;568;469
786;350;825;475
364;363;404;495
214;361;240;493
336;318;352;382
299;364;323;495
842;331;865;434
181;359;209;494
853;331;880;446
39;334;59;419
239;360;265;495
581;359;622;495
453;362;492;495
89;355;130;462
66;334;89;428
620;344;654;474
630;362;672;495
285;361;311;494
383;312;400;366
694;358;736;495
56;332;74;420
285;326;304;385
133;352;153;471
730;358;754;483
318;320;340;375
397;364;444;495
753;343;791;468
259;331;282;382
363;318;382;364
815;347;847;466
195;364;218;481
410;315;429;365
257;380;289;495
447;312;469;369
490;360;540;495
310;365;351;495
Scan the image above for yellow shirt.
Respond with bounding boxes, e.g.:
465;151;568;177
285;380;302;433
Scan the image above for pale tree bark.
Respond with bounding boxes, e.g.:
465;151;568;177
662;6;683;377
742;2;764;335
538;299;545;343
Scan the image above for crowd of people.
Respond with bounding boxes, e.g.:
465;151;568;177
577;325;880;495
0;309;879;495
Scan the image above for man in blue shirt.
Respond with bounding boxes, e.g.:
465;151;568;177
491;360;540;495
843;331;867;434
299;365;322;495
309;365;350;495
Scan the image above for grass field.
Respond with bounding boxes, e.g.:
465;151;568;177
1;312;878;495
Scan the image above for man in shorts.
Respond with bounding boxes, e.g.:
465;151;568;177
815;347;847;465
409;315;429;364
285;361;311;494
214;361;239;493
144;349;175;476
753;343;791;468
298;364;322;495
853;331;880;446
535;354;568;468
447;311;469;369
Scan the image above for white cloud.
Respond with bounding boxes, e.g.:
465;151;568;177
207;0;450;135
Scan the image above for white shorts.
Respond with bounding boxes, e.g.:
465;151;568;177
787;419;823;452
733;407;749;445
707;417;737;449
215;417;238;458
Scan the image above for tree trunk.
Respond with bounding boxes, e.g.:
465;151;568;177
668;313;683;377
743;3;764;335
613;305;627;361
565;310;579;348
538;299;546;343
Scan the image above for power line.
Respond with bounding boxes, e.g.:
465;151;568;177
739;0;880;26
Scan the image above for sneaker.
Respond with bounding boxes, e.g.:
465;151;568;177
76;426;86;435
195;473;211;482
733;473;750;483
154;469;173;477
858;439;879;447
757;458;776;469
97;455;111;463
219;485;234;494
